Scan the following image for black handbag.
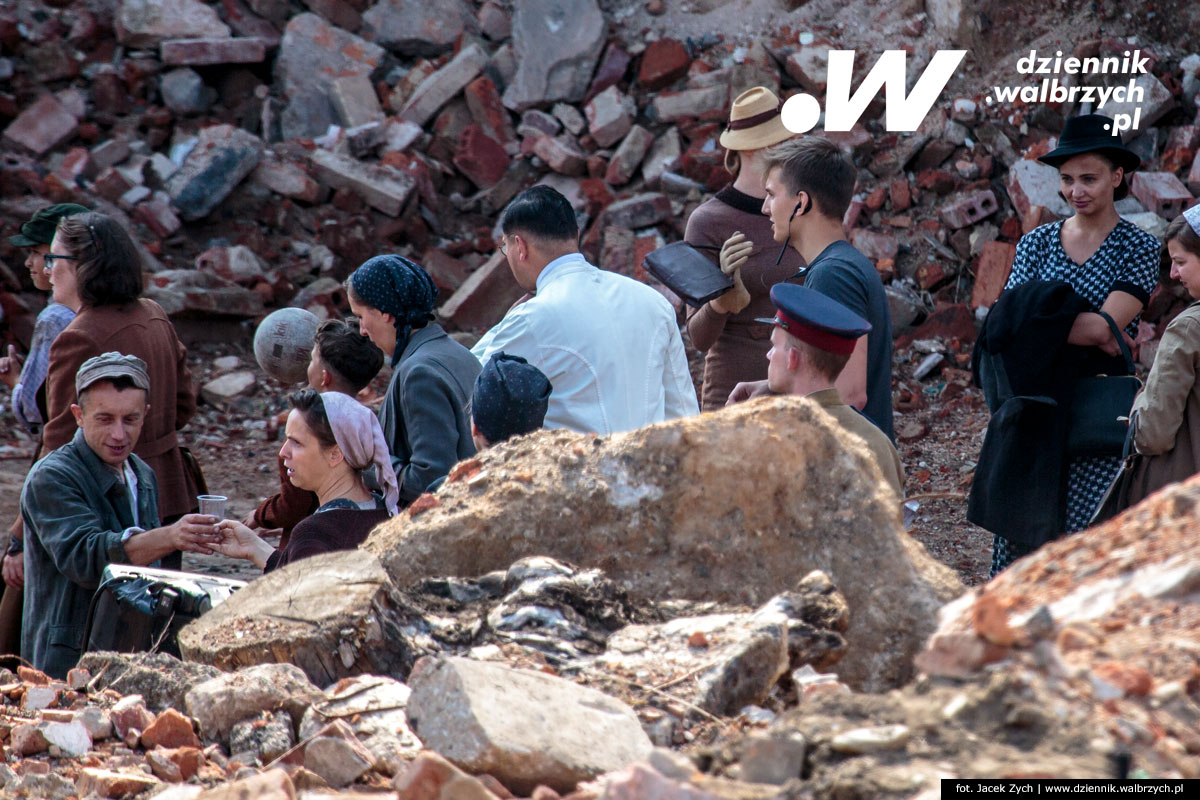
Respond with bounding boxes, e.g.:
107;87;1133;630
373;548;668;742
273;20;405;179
1090;410;1141;526
1066;311;1141;459
642;241;733;307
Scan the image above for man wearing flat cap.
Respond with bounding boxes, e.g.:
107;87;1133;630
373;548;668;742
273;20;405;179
20;353;220;678
759;285;904;496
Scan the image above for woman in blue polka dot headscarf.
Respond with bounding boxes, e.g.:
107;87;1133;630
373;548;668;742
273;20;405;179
345;255;482;506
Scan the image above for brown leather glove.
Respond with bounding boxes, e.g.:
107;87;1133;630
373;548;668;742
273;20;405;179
709;232;753;314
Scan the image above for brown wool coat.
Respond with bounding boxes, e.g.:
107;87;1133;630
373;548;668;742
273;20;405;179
684;186;804;411
1125;302;1200;505
42;299;200;519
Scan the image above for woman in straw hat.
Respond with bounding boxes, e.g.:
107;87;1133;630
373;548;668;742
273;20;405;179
684;87;803;411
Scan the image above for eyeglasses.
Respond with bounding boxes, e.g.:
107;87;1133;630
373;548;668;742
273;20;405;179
499;234;520;257
43;253;79;271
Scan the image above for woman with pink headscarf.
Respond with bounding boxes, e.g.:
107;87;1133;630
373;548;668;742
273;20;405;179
213;389;397;572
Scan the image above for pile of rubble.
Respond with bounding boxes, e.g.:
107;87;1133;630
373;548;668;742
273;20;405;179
1;475;1196;798
2;1;1198;361
0;550;854;799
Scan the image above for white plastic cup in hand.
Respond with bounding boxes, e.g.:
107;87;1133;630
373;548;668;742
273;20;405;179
197;495;228;519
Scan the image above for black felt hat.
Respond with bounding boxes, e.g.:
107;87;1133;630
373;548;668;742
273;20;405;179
1037;114;1141;174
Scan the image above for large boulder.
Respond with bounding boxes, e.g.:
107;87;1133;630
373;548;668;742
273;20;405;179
502;0;606;111
406;656;652;793
178;550;421;688
184;663;322;744
366;396;963;691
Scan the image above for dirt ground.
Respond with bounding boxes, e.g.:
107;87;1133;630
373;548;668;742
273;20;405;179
0;338;994;588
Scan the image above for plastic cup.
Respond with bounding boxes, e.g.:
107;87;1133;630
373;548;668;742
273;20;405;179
197;495;228;519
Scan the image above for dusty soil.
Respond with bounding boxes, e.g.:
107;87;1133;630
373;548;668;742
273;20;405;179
0;338;994;587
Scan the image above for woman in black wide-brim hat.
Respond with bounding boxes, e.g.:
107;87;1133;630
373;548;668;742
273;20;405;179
987;113;1160;575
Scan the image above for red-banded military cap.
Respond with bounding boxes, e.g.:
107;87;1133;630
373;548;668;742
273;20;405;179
755;284;871;356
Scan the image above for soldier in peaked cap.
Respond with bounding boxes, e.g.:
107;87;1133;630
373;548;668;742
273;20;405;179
758;284;903;497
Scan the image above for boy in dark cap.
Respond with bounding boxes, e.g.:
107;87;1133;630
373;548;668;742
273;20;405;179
2;203;91;438
759;284;903;496
1;203;88;655
426;353;551;494
472;352;552;449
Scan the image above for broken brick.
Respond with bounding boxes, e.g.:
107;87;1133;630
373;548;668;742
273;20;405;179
92;166;135;202
464;75;517;147
160;37;267;66
517;109;561;140
1130;172;1195;220
55;147;94;184
553;102;587;136
890;179;912;211
400;43;488;127
3;94;78;156
848;229;898;261
75;768;161;799
650;86;728;123
251;157;322;203
972;241;1017;311
915;262;950;291
585;85;636;149
588;43;632;103
1006;159;1070;230
533;135;587;177
784;44;830;94
940;188;999;230
329;73;384;129
864;186;887;211
141;708;201;750
166;124;264;220
913;139;957;172
311;149;416;216
604;192;671;229
454;124;510;189
422;248;474;294
438;252;524;331
605;125;655;186
133;195;183;238
638;38;691;91
916;169;956;194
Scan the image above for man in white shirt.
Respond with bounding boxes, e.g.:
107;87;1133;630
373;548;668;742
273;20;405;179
472;186;698;434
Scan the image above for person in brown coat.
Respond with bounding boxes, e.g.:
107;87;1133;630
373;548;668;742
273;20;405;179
684;86;803;410
1110;209;1200;512
40;212;200;553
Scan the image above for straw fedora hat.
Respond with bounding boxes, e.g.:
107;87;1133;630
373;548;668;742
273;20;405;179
718;87;793;151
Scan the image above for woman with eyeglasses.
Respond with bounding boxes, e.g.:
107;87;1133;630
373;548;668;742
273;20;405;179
40;212;202;557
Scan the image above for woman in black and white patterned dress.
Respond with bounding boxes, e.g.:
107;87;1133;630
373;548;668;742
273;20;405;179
991;114;1160;575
